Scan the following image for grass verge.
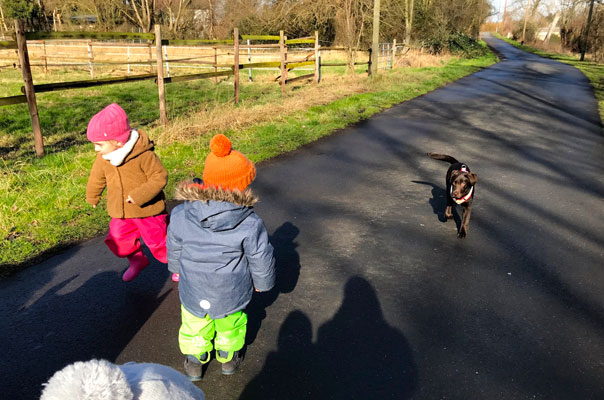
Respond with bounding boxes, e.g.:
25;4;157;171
0;50;497;277
493;32;604;124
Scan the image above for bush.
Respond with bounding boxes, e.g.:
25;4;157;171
422;32;488;58
512;24;537;43
447;33;489;57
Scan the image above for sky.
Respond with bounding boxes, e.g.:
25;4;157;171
489;0;507;22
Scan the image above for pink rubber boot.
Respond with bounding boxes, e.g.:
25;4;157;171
123;251;150;282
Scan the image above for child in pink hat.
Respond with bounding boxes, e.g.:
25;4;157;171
85;103;174;282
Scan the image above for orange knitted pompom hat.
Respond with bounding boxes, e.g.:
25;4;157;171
202;134;256;192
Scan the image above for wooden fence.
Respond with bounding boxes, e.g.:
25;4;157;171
1;22;399;157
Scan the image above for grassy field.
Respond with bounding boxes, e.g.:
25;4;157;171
0;47;497;277
493;33;604;123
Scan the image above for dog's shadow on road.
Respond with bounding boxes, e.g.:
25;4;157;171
412;181;462;229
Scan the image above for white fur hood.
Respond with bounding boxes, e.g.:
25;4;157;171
40;359;205;400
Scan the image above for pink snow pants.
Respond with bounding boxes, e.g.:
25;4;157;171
104;214;168;263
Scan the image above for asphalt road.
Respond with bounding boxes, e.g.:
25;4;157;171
1;34;603;399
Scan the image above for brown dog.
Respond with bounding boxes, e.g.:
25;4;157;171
428;153;478;238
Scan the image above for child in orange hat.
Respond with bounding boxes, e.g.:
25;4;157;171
167;134;275;380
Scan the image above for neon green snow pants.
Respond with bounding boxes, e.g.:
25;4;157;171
179;305;247;363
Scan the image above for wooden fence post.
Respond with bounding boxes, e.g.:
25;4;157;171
148;42;153;73
314;31;319;84
391;39;396;69
214;47;218;84
87;40;94;78
234;27;239;104
279;30;286;94
318;46;322;83
154;24;167;125
42;40;48;73
247;39;252;82
127;45;130;76
15;20;44;157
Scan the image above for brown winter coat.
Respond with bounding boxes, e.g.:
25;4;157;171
86;130;168;219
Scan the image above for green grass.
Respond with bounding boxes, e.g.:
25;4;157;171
0;50;497;276
493;32;604;124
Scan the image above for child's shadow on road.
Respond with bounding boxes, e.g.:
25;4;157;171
246;221;300;345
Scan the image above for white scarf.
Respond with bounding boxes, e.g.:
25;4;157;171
102;130;139;166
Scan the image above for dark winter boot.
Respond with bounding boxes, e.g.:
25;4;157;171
219;350;242;375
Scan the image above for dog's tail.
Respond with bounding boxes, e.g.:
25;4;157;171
427;153;459;164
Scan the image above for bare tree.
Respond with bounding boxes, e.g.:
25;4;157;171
207;0;215;37
336;0;372;73
590;2;603;62
0;1;9;37
120;0;156;32
281;0;371;73
62;0;123;31
218;0;261;38
405;0;413;44
44;0;68;31
158;0;192;34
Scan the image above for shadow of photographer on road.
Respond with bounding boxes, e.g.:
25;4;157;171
241;276;417;400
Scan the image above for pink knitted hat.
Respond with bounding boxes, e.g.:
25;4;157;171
86;103;131;143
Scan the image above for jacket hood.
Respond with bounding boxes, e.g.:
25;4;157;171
40;359;205;400
40;359;133;400
125;130;154;162
174;181;257;232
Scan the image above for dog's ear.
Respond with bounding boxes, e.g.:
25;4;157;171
468;173;478;186
451;170;461;180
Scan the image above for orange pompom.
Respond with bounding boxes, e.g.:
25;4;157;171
210;134;232;157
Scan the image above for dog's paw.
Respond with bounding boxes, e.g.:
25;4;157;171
457;228;467;239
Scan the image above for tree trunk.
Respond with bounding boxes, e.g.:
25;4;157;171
0;4;9;35
521;0;530;43
370;0;380;75
52;8;57;32
174;0;188;34
543;11;560;43
405;0;414;44
580;0;596;61
208;0;215;39
130;0;154;32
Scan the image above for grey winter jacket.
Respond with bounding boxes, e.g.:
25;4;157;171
167;182;275;319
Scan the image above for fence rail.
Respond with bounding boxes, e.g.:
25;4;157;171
3;23;399;157
0;41;17;49
25;31;155;41
24;73;158;93
0;94;27;106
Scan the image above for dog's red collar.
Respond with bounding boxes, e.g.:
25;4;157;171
451;186;473;204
